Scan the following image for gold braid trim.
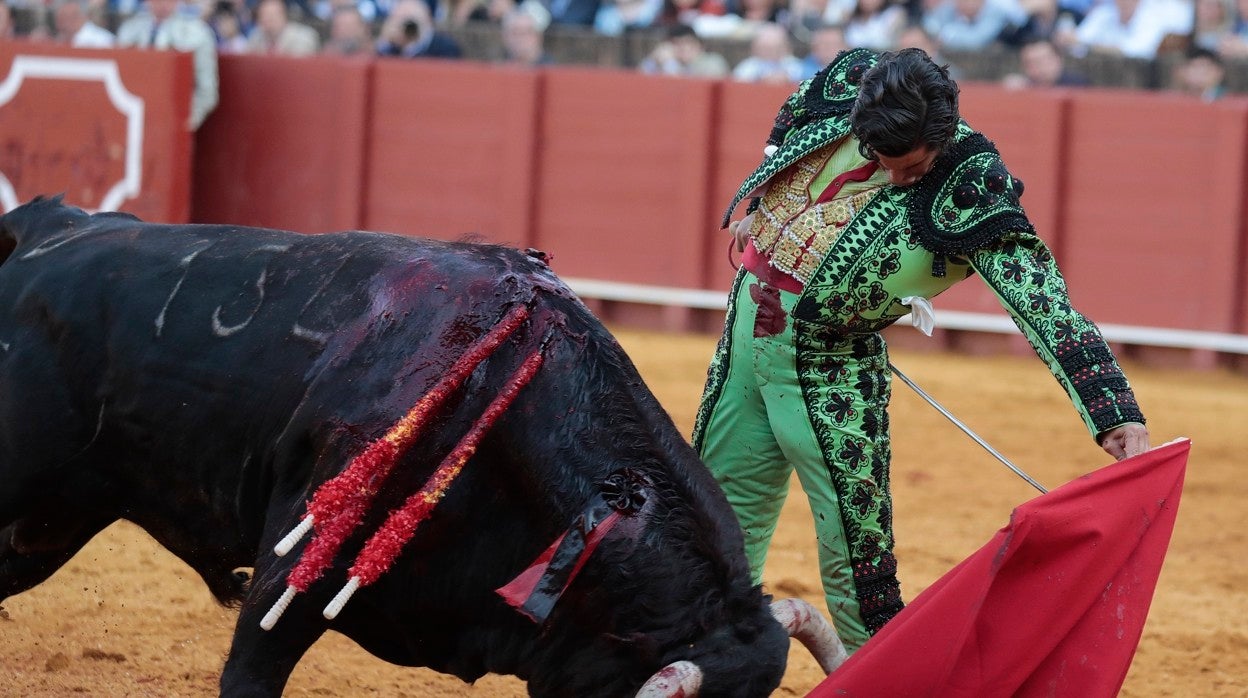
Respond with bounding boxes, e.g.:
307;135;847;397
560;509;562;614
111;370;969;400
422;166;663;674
751;180;881;285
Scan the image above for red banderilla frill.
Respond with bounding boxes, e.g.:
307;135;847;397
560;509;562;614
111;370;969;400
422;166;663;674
261;304;534;631
323;346;545;619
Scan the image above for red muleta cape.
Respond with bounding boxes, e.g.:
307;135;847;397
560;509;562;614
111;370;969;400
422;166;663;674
810;438;1190;698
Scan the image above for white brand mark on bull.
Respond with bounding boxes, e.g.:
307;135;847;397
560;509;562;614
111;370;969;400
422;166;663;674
210;244;290;338
212;269;268;337
19;228;94;260
155;244;211;337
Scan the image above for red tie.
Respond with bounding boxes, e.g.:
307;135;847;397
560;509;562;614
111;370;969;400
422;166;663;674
815;160;880;204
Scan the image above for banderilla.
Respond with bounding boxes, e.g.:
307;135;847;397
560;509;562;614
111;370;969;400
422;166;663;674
889;363;1048;495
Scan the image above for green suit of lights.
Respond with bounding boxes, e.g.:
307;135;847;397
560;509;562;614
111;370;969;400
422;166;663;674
693;49;1145;651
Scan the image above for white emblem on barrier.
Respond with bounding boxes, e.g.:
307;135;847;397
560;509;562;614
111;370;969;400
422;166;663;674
0;55;145;213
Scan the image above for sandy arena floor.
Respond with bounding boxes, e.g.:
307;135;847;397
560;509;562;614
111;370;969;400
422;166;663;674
1;327;1244;697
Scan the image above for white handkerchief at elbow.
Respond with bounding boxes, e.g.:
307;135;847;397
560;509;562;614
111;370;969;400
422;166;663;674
901;295;935;336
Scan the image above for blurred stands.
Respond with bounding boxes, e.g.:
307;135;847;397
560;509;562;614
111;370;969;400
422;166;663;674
439;22;1248;91
7;2;1248;92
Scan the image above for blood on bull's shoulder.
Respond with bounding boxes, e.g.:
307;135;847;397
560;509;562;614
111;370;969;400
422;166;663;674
0;195;843;697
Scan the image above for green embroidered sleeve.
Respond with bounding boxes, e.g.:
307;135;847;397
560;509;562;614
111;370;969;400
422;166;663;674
968;231;1145;441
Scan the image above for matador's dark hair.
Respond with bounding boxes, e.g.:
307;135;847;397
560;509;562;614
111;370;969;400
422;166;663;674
850;48;961;159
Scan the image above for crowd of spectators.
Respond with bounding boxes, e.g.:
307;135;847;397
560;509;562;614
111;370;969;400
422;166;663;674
0;0;1241;99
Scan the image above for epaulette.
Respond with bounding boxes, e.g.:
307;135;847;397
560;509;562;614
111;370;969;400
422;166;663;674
906;125;1032;276
722;48;878;228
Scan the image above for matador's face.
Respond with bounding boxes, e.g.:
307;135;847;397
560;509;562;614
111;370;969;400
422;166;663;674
875;146;939;187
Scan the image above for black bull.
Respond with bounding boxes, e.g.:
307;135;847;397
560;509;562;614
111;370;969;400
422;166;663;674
0;197;836;696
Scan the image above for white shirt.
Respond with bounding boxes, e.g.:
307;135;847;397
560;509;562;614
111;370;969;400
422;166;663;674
1074;0;1192;59
116;12;219;129
72;22;116;48
844;5;906;51
732;55;805;83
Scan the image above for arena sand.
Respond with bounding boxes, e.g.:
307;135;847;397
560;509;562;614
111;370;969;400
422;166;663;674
1;327;1244;697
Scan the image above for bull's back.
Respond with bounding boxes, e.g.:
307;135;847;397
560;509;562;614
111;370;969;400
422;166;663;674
0;200;560;482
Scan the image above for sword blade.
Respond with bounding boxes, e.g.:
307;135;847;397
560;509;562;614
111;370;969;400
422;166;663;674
890;363;1048;494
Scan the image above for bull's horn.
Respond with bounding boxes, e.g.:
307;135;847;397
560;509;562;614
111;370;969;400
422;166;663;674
635;660;703;698
770;598;849;674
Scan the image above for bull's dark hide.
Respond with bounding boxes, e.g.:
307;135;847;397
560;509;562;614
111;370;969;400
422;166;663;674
0;197;788;697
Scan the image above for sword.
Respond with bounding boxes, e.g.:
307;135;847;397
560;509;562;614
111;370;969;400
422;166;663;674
889;363;1048;494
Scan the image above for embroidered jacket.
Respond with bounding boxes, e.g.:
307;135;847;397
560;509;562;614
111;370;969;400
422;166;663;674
715;49;1144;440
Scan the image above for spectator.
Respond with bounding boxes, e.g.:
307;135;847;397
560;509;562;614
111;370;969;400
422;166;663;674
1220;0;1248;56
0;3;13;40
500;4;554;63
798;22;847;78
785;0;822;39
431;0;479;25
998;0;1081;48
1072;0;1191;59
377;0;462;56
922;0;1018;51
845;0;906;50
104;0;140;19
1190;0;1236;52
654;0;728;28
639;21;730;75
476;0;518;22
734;0;786;24
542;0;602;26
247;0;321;55
897;21;964;78
732;21;803;81
787;0;855;35
54;0;116;46
1173;45;1227;99
593;0;662;35
117;0;219;130
183;0;219;19
314;0;384;21
1001;36;1090;86
322;5;374;53
277;0;318;22
207;0;251;52
694;0;782;37
1058;0;1093;18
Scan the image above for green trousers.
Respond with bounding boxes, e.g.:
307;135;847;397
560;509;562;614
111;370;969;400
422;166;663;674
696;273;901;652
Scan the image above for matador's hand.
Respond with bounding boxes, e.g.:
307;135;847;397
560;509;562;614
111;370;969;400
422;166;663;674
1099;422;1150;461
729;213;755;253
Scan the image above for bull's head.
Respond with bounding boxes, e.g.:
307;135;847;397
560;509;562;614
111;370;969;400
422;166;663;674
636;599;848;697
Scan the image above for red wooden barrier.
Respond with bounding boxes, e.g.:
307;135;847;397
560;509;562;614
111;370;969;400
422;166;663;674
0;43;192;222
1060;91;1247;334
192;54;370;232
364;60;540;247
708;80;795;293
184;58;1248;361
533;68;715;288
